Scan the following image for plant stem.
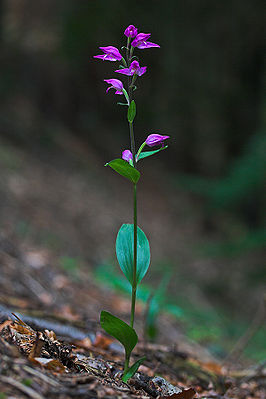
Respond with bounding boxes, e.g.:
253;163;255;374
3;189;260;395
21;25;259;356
130;182;137;328
128;121;137;329
127;44;137;330
136;142;146;161
124;353;130;375
129;122;136;167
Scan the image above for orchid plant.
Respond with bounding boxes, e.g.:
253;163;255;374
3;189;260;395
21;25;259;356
94;25;169;382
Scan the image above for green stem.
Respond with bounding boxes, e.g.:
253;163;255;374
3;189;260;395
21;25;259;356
136;142;146;161
127;44;137;330
129;122;136;167
130;183;137;328
124;353;130;375
121;56;127;67
122;88;130;106
130;46;134;60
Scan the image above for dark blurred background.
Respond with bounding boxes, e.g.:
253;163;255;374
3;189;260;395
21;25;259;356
0;0;265;359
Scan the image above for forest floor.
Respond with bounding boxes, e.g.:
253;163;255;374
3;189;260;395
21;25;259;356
0;238;265;398
0;136;265;398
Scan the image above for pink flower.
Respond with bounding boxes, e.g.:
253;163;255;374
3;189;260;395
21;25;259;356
124;25;138;38
122;150;133;162
93;46;122;61
104;79;124;95
131;33;160;49
145;134;170;147
115;60;147;77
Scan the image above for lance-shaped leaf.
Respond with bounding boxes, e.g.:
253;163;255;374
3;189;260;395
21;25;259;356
116;224;150;286
137;146;168;161
127;100;136;123
100;311;138;359
105;159;140;184
122;357;146;383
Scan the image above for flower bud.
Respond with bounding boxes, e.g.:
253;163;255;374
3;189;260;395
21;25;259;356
122;150;133;162
124;25;138;38
145;134;170;147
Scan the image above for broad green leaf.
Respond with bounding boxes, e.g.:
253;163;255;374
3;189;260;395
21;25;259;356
100;311;138;359
137;146;168;161
127;100;136;123
145;274;171;340
116;224;150;286
122;357;146;382
105;159;140;184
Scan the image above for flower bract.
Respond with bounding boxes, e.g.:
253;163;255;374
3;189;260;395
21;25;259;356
124;25;138;38
145;134;170;147
122;150;133;162
94;46;122;61
115;61;147;77
131;33;160;49
104;79;124;95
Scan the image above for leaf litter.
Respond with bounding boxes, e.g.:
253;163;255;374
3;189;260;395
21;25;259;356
0;238;265;398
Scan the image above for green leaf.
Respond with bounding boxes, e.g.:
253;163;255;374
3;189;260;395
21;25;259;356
127;100;136;123
116;224;150;286
122;357;146;383
137;146;168;161
100;311;138;359
105;159;140;184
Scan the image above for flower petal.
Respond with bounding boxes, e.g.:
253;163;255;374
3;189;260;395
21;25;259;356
137;66;147;76
132;33;151;47
115;68;132;76
99;45;122;57
94;54;120;61
104;79;124;95
136;41;160;49
94;46;122;61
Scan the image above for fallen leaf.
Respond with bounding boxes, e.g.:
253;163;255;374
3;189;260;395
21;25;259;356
46;359;66;373
74;336;92;350
32;357;53;365
11;313;35;335
199;361;224;375
163;388;196;399
11;322;32;335
32;358;65;373
93;332;113;349
0;320;13;332
28;333;44;359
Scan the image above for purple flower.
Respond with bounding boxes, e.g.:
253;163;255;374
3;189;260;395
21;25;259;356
122;150;133;162
124;25;138;38
131;33;160;49
115;60;147;77
93;46;122;61
104;79;124;95
145;134;170;147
